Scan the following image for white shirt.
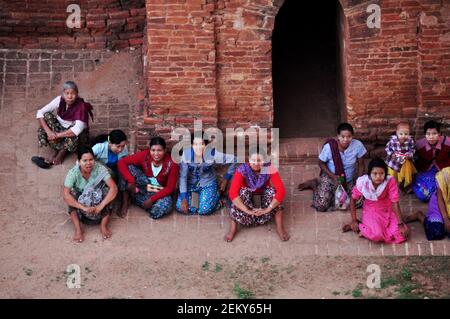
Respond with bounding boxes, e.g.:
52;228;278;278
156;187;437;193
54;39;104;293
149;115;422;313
36;96;87;136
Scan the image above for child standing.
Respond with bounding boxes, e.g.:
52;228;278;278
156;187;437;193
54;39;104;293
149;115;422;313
385;122;416;191
343;158;409;244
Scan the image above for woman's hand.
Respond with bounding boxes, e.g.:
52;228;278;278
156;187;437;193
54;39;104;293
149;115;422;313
83;206;96;214
219;179;228;193
127;183;139;194
143;198;153;209
93;204;105;215
47;130;58;141
180;199;189;214
254;207;271;216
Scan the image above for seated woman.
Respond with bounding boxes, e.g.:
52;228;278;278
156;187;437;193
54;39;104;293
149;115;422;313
118;136;179;219
32;81;93;168
225;146;289;242
343;158;409;244
176;132;237;215
63;145;118;243
298;123;367;212
413;120;450;202
92;129;129;217
405;167;450;240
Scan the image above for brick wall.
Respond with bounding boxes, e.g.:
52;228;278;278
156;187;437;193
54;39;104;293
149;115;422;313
0;0;146;50
0;48;144;147
142;0;450;144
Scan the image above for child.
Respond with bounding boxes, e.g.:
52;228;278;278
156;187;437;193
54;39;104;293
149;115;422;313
342;158;409;244
405;167;450;240
385;122;416;192
92;129;129;176
92;129;129;217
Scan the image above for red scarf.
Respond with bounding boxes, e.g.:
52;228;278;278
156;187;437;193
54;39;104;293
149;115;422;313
323;138;347;188
57;97;94;125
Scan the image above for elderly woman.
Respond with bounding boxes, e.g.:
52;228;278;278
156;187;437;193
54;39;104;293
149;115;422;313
32;81;93;168
412;120;450;202
298;123;367;212
118;136;179;219
176;132;237;215
63;145;118;243
225;146;289;242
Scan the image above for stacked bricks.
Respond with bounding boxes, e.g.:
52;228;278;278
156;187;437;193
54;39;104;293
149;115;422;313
141;0;450;145
0;0;146;50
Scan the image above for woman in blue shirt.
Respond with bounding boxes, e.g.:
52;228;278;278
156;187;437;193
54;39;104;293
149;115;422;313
176;133;237;215
92;129;129;217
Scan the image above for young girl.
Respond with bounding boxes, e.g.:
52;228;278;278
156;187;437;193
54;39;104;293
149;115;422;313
118;136;179;219
385;122;416;191
176;132;237;215
32;81;93;168
92;129;129;176
63;146;118;243
343;158;409;244
405;167;450;240
92;129;129;217
413;120;450;202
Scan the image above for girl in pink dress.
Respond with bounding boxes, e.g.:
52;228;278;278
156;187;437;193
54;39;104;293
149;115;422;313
343;158;409;243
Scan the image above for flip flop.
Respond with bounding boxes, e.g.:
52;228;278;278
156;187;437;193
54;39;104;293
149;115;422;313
31;156;52;169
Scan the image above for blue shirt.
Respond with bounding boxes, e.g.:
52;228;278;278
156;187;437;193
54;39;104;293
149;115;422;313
179;148;238;200
318;139;367;182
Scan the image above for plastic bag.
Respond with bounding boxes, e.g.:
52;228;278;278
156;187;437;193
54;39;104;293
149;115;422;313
334;184;350;210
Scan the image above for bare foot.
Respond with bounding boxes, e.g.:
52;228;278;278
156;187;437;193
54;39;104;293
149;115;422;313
224;221;238;242
404;210;424;224
73;230;84;243
276;226;290;241
52;150;67;165
342;223;352;233
117;206;128;218
101;226;112;240
298;178;318;191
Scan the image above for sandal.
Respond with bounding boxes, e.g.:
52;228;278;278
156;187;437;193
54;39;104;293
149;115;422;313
31;156;52;169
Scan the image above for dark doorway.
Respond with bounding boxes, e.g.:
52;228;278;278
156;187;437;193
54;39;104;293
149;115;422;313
272;0;344;137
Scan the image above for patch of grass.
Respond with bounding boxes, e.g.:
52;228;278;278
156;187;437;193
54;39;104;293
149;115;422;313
261;257;270;264
332;291;340;296
202;261;210;272
233;283;254;299
214;263;223;273
400;268;412;281
381;276;398;289
352;289;362;298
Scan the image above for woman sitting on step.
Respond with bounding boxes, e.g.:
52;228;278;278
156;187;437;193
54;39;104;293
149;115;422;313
176;132;237;215
405;166;450;240
412;120;450;202
63;145;118;243
298;123;367;212
225;146;289;242
118;136;179;219
32;81;93;168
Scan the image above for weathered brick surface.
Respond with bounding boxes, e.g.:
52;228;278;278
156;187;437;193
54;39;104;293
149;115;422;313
0;0;146;50
0;48;143;143
139;0;450;144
